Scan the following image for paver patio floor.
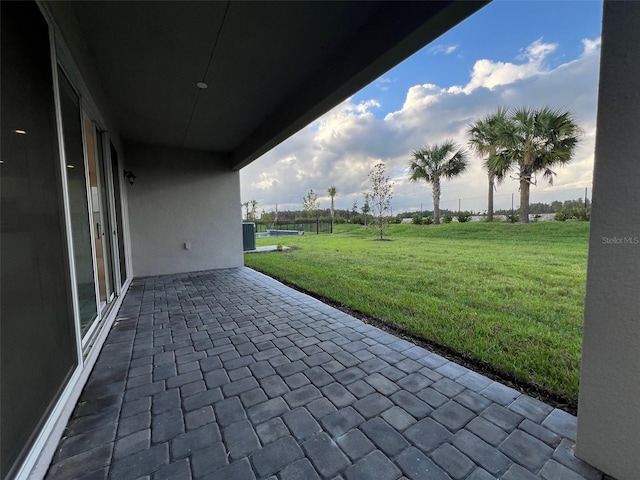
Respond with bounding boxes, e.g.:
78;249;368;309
46;268;603;479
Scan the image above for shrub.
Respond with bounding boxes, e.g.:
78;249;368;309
457;213;471;223
442;214;453;224
555;207;590;221
423;216;434;225
412;214;423;225
334;216;347;224
506;213;519;223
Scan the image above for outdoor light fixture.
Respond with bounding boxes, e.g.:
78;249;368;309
124;170;136;186
196;81;208;89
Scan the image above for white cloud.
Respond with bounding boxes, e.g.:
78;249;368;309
429;44;458;55
462;39;557;93
582;37;601;56
240;38;599;214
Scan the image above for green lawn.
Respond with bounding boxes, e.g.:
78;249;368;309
245;222;590;402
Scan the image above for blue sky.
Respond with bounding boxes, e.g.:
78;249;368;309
241;1;603;214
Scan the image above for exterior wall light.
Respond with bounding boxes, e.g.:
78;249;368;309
124;170;136;186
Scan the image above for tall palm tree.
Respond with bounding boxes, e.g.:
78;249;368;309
488;107;581;223
467;108;508;222
409;140;469;224
327;185;337;232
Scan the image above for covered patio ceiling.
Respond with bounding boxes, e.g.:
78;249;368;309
66;1;488;169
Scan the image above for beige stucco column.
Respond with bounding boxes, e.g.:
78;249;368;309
576;2;640;479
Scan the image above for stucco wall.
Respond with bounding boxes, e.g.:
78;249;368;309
125;143;243;277
576;2;640;479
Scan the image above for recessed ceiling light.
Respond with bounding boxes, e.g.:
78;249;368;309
67;164;75;169
14;129;26;135
196;82;208;89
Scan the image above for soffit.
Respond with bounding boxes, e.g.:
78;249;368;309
69;1;487;169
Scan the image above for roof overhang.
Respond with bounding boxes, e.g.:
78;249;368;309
63;1;488;169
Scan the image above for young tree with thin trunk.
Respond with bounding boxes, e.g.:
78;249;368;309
327;185;337;232
368;162;393;240
408;140;469;225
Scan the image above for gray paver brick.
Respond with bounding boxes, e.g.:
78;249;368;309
430;400;475;432
204;369;230;389
152;458;191;480
397;373;432;392
256;417;290;444
214;396;247;427
508;395;554;423
113;429;150;459
390;390;432;418
481;403;524;432
346;380;375;399
499;429;553;472
172;423;221;458
283;407;322;441
364;373;400;395
480;382;520;406
336;429;375;461
305;366;334;387
456;371;492;392
280;459;320;480
240;387;268;408
431;377;465;397
453;430;512;475
185;406;214;430
109;443;169;480
322;382;357;408
334;367;367;385
151;408;184;443
454;389;492;413
381;406;416;431
285;372;310;389
552;438;603;480
501;463;539;480
307;397;338;420
353;393;394;419
361;418;409;455
223;420;261;460
303;432;351;478
222;376;259;396
152;388;180;414
518;418;561;447
251;435;304;477
466;416;509;446
118;411;150;438
190;442;228;477
345;450;402;480
404;418;452;454
430;443;475;479
182;388;222;411
416;388;448;408
284;384;322;408
260;375;290;398
539;459;588;480
247;397;289;424
321;406;365;438
542;408;577;441
396;446;450;480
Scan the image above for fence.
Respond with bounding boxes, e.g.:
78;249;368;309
255;220;333;234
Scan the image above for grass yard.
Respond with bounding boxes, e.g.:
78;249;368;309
244;222;590;403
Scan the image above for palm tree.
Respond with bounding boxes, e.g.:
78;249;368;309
467;108;508;222
488;107;581;223
409;140;469;224
327;185;337;232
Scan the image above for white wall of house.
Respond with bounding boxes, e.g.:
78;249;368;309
576;2;640;479
126;142;243;277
